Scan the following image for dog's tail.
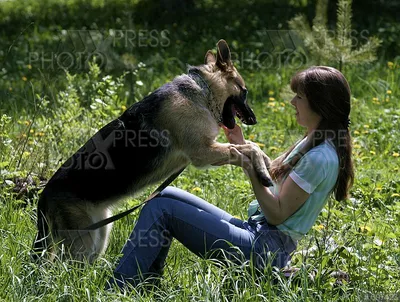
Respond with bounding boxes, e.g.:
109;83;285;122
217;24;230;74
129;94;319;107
31;197;50;262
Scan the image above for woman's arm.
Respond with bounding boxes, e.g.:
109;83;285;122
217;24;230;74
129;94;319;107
230;148;310;225
222;125;310;224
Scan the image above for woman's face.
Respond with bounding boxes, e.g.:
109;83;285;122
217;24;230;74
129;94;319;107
290;91;322;132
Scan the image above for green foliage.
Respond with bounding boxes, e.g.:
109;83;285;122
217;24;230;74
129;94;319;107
288;0;382;71
1;57;400;300
0;0;399;300
0;62;129;181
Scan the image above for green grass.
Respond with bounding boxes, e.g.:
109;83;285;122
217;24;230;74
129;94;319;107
1;60;399;300
1;0;400;300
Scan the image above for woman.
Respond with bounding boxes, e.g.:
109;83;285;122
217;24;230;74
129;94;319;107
108;66;354;289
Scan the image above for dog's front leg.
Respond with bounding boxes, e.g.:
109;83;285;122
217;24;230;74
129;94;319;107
189;142;233;167
232;143;273;187
188;142;272;187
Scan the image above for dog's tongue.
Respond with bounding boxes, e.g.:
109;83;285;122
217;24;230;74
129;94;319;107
221;98;236;129
222;106;236;129
223;116;236;129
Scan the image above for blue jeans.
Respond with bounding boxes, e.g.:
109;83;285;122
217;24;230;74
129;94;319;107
109;187;296;289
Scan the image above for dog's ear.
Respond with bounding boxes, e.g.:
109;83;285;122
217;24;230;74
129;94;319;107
204;50;216;65
216;39;232;71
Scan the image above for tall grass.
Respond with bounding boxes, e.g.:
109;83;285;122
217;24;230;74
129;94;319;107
1;0;400;298
1;58;400;300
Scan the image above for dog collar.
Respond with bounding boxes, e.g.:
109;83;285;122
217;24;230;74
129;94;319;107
188;70;222;123
188;70;211;95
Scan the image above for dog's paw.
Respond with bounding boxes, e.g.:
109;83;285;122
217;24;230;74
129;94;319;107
259;174;273;187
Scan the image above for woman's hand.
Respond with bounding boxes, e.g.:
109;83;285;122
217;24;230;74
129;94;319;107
233;142;272;170
228;147;253;171
221;124;272;185
222;124;246;145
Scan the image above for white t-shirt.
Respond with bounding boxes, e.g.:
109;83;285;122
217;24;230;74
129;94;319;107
248;137;339;241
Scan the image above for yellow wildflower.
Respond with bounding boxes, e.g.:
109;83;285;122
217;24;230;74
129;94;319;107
121;105;127;111
392;152;399;157
248;134;255;140
22;151;31;157
369;151;376;155
29;129;34;134
268;90;274;96
268;97;275;101
353;130;360;135
387;90;392;95
372;97;378;101
24;120;30;126
280;102;286;107
22;76;27;81
376;186;382;191
312;224;324;231
268;102;276;107
27;64;32;69
359;225;372;234
191;187;202;193
256;142;265;148
391;193;400;197
363;125;370;128
353;144;361;149
387;61;394;69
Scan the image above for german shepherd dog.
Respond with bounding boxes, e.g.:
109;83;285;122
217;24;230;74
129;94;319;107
32;40;271;263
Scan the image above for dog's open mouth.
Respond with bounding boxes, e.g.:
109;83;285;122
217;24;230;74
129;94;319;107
221;95;257;129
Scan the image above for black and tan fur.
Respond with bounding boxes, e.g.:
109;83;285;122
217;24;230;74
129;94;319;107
32;40;271;263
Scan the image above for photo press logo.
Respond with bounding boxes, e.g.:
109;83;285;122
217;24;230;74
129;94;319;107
230;30;308;71
61;129;171;171
28;29;170;71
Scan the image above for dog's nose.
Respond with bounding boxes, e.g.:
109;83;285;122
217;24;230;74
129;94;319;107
242;88;248;98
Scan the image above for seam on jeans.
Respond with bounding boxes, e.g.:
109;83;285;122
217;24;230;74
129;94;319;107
163;212;259;253
117;203;270;271
117;209;166;269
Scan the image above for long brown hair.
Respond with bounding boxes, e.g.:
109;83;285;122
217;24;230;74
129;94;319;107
270;66;354;201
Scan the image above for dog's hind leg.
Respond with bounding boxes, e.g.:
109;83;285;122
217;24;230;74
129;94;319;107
56;204;112;263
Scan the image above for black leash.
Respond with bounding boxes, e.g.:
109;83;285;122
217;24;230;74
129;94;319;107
83;166;186;231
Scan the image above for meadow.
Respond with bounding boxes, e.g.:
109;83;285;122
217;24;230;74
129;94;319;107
0;0;399;301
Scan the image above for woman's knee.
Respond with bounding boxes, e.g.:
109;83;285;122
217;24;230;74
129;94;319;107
144;196;179;217
158;186;186;200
